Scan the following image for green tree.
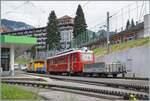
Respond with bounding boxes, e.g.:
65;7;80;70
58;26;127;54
30;45;36;59
126;19;130;30
73;4;87;45
131;19;135;28
46;10;61;50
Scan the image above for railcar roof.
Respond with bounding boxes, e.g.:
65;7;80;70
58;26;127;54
34;60;45;63
46;50;93;60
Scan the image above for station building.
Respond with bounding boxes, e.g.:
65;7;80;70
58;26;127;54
0;35;37;76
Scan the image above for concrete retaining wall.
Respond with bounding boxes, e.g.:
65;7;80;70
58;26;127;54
144;14;150;37
96;43;150;78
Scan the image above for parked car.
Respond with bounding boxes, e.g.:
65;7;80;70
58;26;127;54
19;64;27;71
14;64;19;70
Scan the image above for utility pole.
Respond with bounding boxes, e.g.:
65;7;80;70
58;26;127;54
149;0;150;16
149;0;150;38
149;0;150;70
107;12;110;53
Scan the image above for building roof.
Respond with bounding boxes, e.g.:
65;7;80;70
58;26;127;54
58;15;73;20
1;35;37;57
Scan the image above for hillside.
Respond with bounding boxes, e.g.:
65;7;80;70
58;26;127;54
1;19;34;31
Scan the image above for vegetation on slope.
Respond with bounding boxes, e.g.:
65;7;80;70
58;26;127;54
15;57;30;64
93;37;149;56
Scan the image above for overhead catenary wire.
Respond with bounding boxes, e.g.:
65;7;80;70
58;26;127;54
3;1;47;28
25;1;48;28
87;2;135;32
3;1;148;33
139;1;145;22
70;1;90;17
2;1;29;15
90;1;148;33
82;1;90;8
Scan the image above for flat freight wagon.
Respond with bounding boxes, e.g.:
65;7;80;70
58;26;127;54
83;62;126;77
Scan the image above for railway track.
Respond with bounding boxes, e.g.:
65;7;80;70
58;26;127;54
1;78;149;100
4;71;148;100
25;72;149;93
1;77;123;100
1;77;46;81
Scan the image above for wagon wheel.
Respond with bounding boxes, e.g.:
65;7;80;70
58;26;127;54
113;74;117;78
99;74;108;78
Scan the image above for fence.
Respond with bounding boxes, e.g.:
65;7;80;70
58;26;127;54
34;50;59;60
70;30;107;49
70;1;149;49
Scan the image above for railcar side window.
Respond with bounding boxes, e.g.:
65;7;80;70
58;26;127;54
54;56;66;64
49;60;53;64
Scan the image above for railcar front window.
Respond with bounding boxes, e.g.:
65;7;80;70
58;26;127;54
81;53;92;61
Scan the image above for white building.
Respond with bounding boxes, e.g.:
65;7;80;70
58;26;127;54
2;15;75;51
58;15;74;49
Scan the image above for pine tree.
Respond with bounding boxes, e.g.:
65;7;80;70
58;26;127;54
126;19;130;30
73;4;87;44
131;19;135;28
46;11;61;50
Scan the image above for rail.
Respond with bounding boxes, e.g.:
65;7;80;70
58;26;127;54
24;72;149;93
1;79;149;100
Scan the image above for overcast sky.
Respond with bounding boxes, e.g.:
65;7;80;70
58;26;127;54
2;1;147;31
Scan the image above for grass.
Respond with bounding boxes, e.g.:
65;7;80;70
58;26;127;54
1;84;42;100
15;57;30;64
93;37;149;56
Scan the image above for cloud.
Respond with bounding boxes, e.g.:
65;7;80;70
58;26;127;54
2;1;141;32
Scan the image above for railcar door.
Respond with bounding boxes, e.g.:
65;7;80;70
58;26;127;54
70;54;73;73
67;54;73;74
67;55;70;72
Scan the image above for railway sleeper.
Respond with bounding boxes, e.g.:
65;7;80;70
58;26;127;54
38;85;43;88
110;83;148;92
44;85;49;88
29;84;33;87
33;84;38;87
2;81;149;100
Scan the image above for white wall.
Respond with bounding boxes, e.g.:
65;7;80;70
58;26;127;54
137;29;144;38
96;43;150;78
60;30;73;42
60;29;73;49
144;14;150;37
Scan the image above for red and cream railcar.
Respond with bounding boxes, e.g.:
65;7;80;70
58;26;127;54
46;49;94;74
